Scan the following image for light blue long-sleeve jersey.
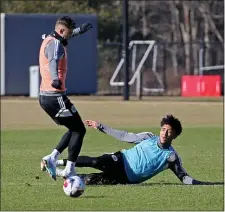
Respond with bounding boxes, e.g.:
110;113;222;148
121;135;173;183
97;123;201;185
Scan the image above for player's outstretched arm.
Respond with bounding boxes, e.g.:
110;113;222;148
85;120;154;143
72;23;93;37
168;153;203;185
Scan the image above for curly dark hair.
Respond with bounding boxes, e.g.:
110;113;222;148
56;16;76;29
160;114;182;136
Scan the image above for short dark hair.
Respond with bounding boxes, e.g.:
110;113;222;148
160;114;182;136
56;16;76;29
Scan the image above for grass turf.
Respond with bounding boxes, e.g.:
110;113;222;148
1;127;223;211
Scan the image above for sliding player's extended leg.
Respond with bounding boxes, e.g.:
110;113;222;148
57;153;120;172
56;151;131;184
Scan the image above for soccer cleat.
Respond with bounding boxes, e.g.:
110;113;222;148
41;155;52;171
41;160;46;171
41;157;56;181
56;168;76;179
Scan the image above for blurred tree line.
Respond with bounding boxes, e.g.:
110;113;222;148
1;0;122;43
1;0;224;94
2;0;223;43
128;0;224;75
2;0;223;71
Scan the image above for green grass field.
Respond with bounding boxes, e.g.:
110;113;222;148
1;97;224;211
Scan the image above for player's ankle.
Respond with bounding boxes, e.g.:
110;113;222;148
50;149;60;162
65;160;76;174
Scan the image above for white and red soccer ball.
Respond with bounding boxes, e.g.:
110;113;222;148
63;176;86;198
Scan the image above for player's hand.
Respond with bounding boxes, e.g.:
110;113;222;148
79;23;93;34
51;79;62;89
85;120;98;129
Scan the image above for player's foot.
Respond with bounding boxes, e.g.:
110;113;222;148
56;168;76;179
41;156;56;181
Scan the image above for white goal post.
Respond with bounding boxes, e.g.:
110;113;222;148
1;13;5;95
199;48;224;75
109;40;165;97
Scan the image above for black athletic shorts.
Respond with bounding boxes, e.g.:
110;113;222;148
95;151;131;184
39;95;84;130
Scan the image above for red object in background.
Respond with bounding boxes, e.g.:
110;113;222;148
181;75;221;97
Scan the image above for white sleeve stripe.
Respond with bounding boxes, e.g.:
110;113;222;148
53;39;60;59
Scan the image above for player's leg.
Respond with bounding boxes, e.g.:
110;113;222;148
56;166;126;185
56;156;102;169
78;152;131;184
56;155;114;171
39;95;70;180
57;152;131;184
54;95;86;178
39;95;84;180
41;130;72;173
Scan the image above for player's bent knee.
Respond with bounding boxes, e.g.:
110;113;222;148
69;123;86;135
81;125;86;135
67;130;72;137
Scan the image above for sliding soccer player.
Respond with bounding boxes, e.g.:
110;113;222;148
56;114;205;185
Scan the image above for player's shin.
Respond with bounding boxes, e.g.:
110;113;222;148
57;156;95;167
76;156;97;167
65;130;86;175
55;130;72;153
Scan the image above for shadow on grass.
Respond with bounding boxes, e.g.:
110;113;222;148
87;182;224;186
81;195;108;198
138;181;224;186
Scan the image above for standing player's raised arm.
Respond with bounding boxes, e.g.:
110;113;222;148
85;120;154;143
71;23;93;37
168;153;203;185
45;39;65;81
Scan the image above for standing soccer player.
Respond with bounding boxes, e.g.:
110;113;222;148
39;16;92;180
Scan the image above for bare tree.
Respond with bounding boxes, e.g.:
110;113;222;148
198;2;224;45
203;3;211;67
179;2;191;74
169;1;179;76
189;3;199;75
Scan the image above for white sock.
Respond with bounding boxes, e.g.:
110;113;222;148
56;159;64;166
65;160;76;174
49;149;60;162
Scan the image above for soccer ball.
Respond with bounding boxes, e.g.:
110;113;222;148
63;176;86;198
